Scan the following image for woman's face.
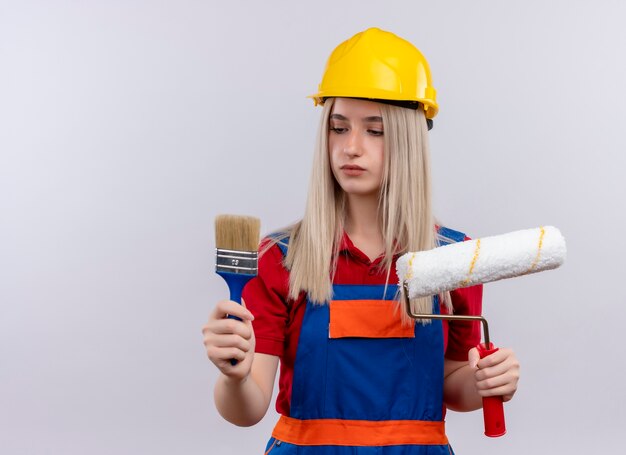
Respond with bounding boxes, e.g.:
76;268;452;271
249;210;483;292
328;98;385;198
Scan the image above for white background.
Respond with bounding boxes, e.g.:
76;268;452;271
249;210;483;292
1;1;625;454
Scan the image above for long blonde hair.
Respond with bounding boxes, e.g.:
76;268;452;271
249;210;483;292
272;98;452;315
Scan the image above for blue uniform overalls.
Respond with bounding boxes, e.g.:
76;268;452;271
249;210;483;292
264;228;465;454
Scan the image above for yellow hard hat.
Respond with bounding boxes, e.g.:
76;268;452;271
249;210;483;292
310;27;438;119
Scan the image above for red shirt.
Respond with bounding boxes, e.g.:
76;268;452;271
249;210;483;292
242;233;483;416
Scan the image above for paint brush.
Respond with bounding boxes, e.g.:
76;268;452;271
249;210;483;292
215;214;260;365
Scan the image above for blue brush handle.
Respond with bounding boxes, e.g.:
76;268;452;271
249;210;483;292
216;271;255;366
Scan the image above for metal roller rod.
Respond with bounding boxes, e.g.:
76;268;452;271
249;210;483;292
403;285;491;347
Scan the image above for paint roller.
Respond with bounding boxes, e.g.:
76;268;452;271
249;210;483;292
396;226;567;437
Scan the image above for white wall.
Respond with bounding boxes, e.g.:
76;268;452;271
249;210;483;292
1;1;624;453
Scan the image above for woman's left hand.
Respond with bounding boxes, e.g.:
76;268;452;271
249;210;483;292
468;347;520;402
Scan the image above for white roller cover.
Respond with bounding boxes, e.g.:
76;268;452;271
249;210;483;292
397;226;567;298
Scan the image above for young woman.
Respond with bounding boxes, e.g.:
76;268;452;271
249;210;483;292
203;28;520;454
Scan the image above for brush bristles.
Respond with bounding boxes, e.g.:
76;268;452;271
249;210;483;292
215;214;261;252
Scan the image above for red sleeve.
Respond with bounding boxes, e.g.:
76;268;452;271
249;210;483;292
445;284;483;361
444;234;484;361
241;239;290;357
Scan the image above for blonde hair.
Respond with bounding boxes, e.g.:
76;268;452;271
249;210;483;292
271;98;452;317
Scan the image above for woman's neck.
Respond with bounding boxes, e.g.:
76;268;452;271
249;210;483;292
344;194;384;261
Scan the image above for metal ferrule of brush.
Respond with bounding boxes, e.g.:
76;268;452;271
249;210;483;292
215;248;258;274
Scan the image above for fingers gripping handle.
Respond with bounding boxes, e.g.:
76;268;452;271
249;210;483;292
217;271;253;366
477;342;506;437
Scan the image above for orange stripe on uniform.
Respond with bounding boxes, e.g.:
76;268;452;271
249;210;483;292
272;415;448;446
329;299;414;339
264;439;277;454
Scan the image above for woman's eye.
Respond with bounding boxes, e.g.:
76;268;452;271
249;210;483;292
330;127;347;134
368;130;384;136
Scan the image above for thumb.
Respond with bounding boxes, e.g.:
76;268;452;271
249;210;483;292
468;347;480;369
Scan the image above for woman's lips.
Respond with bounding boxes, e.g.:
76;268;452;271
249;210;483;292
341;164;365;176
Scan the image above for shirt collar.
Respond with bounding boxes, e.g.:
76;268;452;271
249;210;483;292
338;231;400;265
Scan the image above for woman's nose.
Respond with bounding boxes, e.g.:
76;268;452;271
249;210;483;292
343;130;362;157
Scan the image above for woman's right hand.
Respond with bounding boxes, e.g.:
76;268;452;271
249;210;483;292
202;299;256;382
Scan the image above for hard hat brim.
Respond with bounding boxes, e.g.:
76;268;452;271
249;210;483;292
308;92;439;119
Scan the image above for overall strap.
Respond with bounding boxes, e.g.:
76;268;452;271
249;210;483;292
436;225;466;247
268;232;290;257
